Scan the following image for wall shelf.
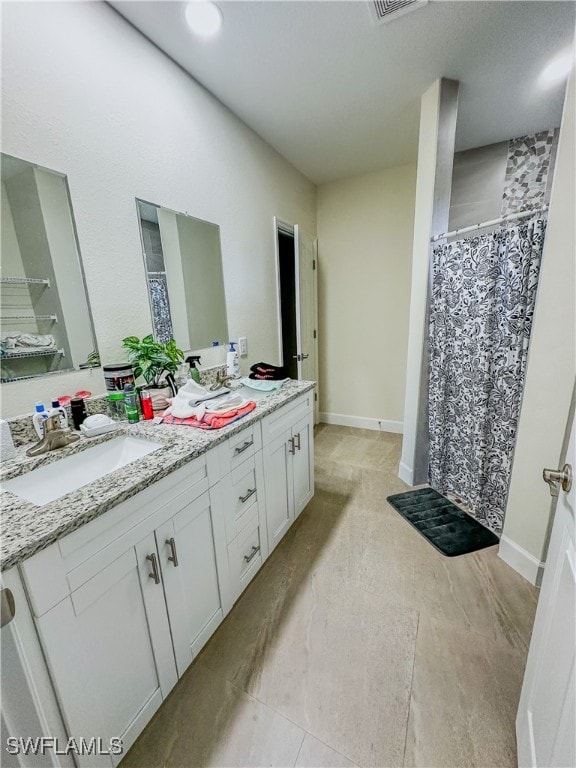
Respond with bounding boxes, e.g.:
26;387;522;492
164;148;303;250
0;277;50;287
1;314;58;323
1;348;65;360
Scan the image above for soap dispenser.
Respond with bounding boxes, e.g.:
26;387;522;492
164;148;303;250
226;342;240;378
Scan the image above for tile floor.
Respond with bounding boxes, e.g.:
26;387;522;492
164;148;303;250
120;425;539;768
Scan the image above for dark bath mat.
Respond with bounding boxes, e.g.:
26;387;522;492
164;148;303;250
386;487;499;557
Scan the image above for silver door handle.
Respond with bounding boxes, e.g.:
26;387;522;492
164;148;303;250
234;439;253;455
292;354;302;361
166;537;179;567
244;545;260;563
294;432;301;451
146;553;161;584
239;487;256;503
288;437;296;455
0;588;15;628
543;463;572;497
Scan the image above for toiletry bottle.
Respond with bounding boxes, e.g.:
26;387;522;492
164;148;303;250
32;402;48;439
49;399;68;429
124;384;140;423
140;390;154;420
70;397;88;430
226;342;240;377
186;355;202;385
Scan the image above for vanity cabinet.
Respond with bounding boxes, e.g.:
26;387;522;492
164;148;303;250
11;387;315;767
262;392;314;553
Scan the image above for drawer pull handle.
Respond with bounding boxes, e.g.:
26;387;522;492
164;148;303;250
288;437;296;455
244;545;260;563
239;487;257;504
146;553;161;584
294;432;301;451
166;537;179;567
234;439;254;455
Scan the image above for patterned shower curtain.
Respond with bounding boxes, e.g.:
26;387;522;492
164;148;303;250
428;217;546;534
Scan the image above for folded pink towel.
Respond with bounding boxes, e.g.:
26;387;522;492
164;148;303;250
160;401;256;429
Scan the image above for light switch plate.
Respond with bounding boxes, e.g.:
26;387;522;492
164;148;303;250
239;337;248;356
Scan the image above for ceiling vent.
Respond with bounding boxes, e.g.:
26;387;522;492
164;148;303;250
369;0;428;25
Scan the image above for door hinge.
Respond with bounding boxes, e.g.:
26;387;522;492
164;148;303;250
313;259;316;270
314;392;318;402
313;329;317;339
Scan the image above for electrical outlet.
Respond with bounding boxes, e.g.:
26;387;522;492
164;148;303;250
239;336;248;356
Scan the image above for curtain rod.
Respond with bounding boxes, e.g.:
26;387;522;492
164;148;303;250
431;204;548;243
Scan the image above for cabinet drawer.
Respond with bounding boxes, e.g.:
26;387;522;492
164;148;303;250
224;454;263;542
261;392;313;445
227;517;263;600
218;423;262;475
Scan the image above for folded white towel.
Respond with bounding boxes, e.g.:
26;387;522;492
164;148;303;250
1;333;56;349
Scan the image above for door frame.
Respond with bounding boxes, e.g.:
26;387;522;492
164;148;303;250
273;217;295;368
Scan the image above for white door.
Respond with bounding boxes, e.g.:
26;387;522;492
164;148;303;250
36;534;177;767
294;225;318;387
516;409;575;768
263;428;294;552
157;492;223;676
292;411;314;517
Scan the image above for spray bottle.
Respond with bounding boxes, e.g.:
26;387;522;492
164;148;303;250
185;355;202;385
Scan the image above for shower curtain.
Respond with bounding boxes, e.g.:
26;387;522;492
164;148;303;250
428;217;546;535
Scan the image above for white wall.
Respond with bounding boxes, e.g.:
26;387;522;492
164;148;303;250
499;71;576;585
316;164;416;431
1;1;316;418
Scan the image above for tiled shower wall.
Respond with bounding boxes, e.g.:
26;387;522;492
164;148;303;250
448;128;559;231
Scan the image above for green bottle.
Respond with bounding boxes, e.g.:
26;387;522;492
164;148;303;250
186;355;202;385
124;383;140;423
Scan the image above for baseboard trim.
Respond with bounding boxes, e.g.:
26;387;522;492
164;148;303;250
498;534;545;586
398;461;414;486
319;412;403;434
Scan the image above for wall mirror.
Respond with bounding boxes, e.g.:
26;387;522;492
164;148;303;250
136;199;229;351
0;153;99;384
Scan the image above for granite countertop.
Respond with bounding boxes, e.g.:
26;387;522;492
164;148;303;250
0;380;315;572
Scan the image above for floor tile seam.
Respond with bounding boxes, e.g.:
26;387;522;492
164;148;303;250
402;609;420;768
199;659;361;768
292;730;307;768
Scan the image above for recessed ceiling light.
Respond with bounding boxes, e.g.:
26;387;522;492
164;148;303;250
185;1;223;38
538;48;573;89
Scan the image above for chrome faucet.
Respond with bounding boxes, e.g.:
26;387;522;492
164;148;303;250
26;414;80;457
209;372;236;391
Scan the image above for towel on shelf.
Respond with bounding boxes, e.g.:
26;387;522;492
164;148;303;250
160;401;256;430
249;362;287;380
0;333;56;350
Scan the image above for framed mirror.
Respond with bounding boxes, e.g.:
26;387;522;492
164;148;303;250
0;153;99;383
136;199;228;351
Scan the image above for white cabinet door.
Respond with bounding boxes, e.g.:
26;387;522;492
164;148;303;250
263;428;295;552
35;534;177;767
156;492;224;676
292;411;314;518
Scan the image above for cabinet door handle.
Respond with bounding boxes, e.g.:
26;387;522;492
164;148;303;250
146;553;160;584
239;487;257;503
301;354;309;360
288;437;295;455
294;432;301;451
166;537;179;567
234;439;254;455
244;545;260;563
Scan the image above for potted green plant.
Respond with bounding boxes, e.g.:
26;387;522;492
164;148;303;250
122;335;184;411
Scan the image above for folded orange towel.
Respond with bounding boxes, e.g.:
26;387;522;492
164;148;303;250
161;401;256;429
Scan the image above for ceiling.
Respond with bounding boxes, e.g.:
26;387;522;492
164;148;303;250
110;0;575;184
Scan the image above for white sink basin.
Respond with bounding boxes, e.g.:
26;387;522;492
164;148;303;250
2;435;163;507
